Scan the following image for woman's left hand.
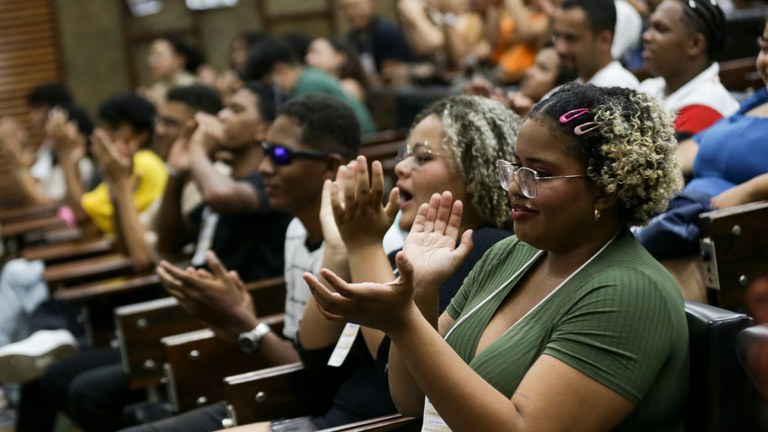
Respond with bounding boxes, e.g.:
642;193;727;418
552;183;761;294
304;251;419;335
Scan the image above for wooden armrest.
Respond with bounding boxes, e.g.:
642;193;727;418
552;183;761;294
0;214;67;238
322;414;419;432
43;252;134;286
163;315;285;413
54;273;161;303
699;201;768;310
223;363;317;426
114;295;205;390
0;203;59;223
22;237;116;264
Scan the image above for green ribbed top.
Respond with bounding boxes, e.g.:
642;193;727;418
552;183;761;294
446;230;688;431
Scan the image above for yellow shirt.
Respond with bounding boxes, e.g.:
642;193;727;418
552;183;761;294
81;149;168;234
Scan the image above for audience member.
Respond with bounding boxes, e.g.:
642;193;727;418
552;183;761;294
639;0;738;140
0;104;95;206
306;37;368;102
487;0;552;84
505;46;576;115
398;0;489;73
0;93;164;392
635;21;768;260
143;37;201;104
243;37;376;134
341;0;411;83
267;95;520;430
29;83;294;432
305;83;687;431
552;0;639;89
120;94;361;432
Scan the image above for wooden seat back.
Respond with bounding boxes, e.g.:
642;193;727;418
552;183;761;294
699;201;768;312
162;315;285;413
114;276;286;390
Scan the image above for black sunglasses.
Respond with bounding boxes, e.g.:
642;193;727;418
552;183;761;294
260;141;335;166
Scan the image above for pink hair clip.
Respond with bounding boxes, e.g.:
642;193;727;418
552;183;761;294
574;122;600;136
559;108;590;124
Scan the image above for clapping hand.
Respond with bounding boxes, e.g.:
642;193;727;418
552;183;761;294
189;112;224;156
46;108;84;161
330;156;400;250
304;191;472;332
157;251;257;341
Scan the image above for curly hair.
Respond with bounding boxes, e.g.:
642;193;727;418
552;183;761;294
412;95;521;230
529;83;679;227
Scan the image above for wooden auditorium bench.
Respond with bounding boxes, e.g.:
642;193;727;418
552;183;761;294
114;276;286;391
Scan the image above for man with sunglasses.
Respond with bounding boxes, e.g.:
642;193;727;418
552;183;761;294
124;93;361;432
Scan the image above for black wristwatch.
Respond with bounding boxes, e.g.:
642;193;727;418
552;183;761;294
237;322;271;353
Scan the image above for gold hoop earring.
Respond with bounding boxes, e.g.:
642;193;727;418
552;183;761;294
594;208;601;222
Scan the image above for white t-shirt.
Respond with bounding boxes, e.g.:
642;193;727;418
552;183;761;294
282;217;325;342
639;62;739;119
580;60;639;89
612;0;642;60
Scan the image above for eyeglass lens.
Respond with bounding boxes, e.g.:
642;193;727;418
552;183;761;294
497;162;537;198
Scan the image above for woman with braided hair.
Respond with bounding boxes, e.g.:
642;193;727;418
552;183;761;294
305;83;688;431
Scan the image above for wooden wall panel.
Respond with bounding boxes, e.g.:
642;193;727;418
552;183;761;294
0;0;62;137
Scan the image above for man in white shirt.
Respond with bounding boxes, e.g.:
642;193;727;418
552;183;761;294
553;0;639;89
639;0;737;139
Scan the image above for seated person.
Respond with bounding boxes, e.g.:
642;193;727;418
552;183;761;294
397;0;490;75
340;0;412;84
143;37;201;105
242;37;377;134
305;83;688;431
552;0;639;89
305;37;368;103
487;0;551;85
0;103;95;208
639;0;738;140
120;94;361;432
286;95;520;430
635;21;768;261
27;83;293;432
0;93;163;352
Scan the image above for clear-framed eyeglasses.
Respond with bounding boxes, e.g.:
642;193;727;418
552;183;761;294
395;141;444;169
496;160;589;199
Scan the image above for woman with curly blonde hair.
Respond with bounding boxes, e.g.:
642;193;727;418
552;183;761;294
305;83;688;431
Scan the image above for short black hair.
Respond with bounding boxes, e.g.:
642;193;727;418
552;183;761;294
241;37;300;82
243;81;278;122
679;0;726;60
26;83;72;108
277;94;360;159
98;93;156;145
560;0;616;35
166;84;223;115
